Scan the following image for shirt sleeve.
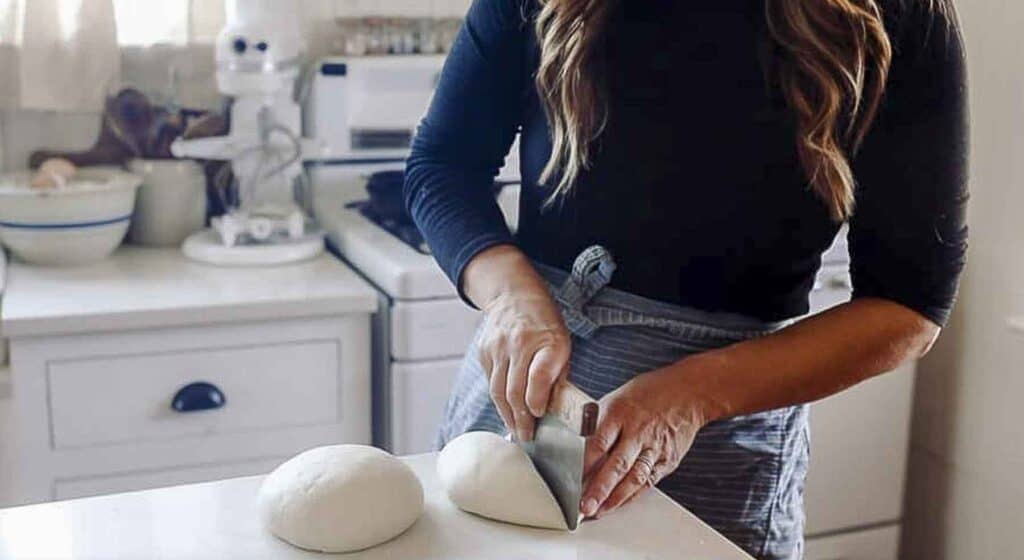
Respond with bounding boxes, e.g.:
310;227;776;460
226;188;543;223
848;2;969;326
404;0;526;303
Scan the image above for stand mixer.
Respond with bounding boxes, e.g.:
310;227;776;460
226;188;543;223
172;0;326;265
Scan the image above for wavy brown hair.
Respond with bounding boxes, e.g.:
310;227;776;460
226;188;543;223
535;0;927;221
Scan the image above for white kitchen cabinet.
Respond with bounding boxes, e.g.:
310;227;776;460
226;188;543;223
388;358;463;455
804;363;915;536
803;256;914;560
805;525;901;560
803;364;914;560
1;248;378;507
390;299;481;361
47;337;344;449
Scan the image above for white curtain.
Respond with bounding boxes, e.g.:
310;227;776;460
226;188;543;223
0;0;470;112
0;0;227;112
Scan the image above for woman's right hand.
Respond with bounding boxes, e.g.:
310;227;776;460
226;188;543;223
462;245;571;442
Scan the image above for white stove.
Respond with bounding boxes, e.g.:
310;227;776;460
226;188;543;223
302;53;521;455
311;163;518;455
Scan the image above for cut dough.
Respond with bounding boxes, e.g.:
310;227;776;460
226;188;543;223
258;445;424;553
437;431;568;530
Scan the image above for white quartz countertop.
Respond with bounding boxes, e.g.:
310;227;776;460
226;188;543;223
0;453;750;560
0;248;378;337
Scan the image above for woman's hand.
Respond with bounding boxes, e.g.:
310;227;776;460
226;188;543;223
462;245;571;442
580;367;708;519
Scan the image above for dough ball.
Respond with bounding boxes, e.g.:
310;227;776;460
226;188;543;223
258;445;424;553
31;158;77;189
437;431;568;530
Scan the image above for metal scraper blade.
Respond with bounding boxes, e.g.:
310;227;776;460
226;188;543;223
519;414;587;530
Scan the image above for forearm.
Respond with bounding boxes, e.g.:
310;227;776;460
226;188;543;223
461;244;548;309
672;298;940;424
402;0;525;299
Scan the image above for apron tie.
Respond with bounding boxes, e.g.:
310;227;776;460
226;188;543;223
553;245;617;339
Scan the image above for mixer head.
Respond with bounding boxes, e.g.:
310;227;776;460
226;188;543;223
216;0;305;99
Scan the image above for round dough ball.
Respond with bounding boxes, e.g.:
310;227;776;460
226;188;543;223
31;158;77;189
258;445;424;553
437;431;568;530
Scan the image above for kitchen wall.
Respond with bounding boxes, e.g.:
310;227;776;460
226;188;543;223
900;1;1024;558
0;0;473;172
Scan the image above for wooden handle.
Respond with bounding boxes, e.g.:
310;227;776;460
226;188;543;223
581;402;598;437
547;380;599;437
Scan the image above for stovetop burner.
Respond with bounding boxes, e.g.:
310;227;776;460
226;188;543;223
346;170;512;256
343;170;431;254
346;199;431;255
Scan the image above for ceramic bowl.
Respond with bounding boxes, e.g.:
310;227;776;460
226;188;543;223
0;167;142;266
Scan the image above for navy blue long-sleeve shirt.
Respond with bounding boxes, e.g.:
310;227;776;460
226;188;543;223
404;0;968;325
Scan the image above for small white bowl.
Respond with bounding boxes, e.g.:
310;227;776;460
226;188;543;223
0;167;142;266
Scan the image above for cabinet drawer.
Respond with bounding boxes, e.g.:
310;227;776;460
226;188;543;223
805;525;900;560
48;340;341;449
389;358;462;455
391;299;480;361
805;363;914;534
54;457;283;501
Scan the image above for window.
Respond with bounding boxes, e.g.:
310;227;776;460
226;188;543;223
112;0;225;46
112;0;190;45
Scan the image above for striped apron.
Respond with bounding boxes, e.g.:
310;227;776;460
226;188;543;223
438;246;809;560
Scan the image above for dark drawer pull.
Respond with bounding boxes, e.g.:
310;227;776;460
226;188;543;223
171;382;226;413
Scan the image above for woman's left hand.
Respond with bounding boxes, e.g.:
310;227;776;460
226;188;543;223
580;367;708;519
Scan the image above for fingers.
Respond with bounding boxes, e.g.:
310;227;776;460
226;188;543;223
487;355;516;436
473;281;570;442
524;343;569;417
596;447;659;517
584;415;622;477
649;459;673;488
505;354;535;441
581;435;643;518
503;332;568;442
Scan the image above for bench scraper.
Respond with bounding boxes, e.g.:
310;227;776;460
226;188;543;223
517;380;599;531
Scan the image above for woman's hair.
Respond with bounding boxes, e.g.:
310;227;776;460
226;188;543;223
535;0;942;221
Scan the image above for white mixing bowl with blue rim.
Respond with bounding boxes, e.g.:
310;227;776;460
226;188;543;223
0;167;143;266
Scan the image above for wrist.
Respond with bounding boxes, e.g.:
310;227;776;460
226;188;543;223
655;352;733;427
462;245;547;309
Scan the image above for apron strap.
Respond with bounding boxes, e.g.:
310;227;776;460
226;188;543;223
553;245;617;339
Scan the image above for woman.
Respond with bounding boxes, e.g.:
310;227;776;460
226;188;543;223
405;0;967;557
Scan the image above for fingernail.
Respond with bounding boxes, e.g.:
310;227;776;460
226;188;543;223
581;498;597;517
